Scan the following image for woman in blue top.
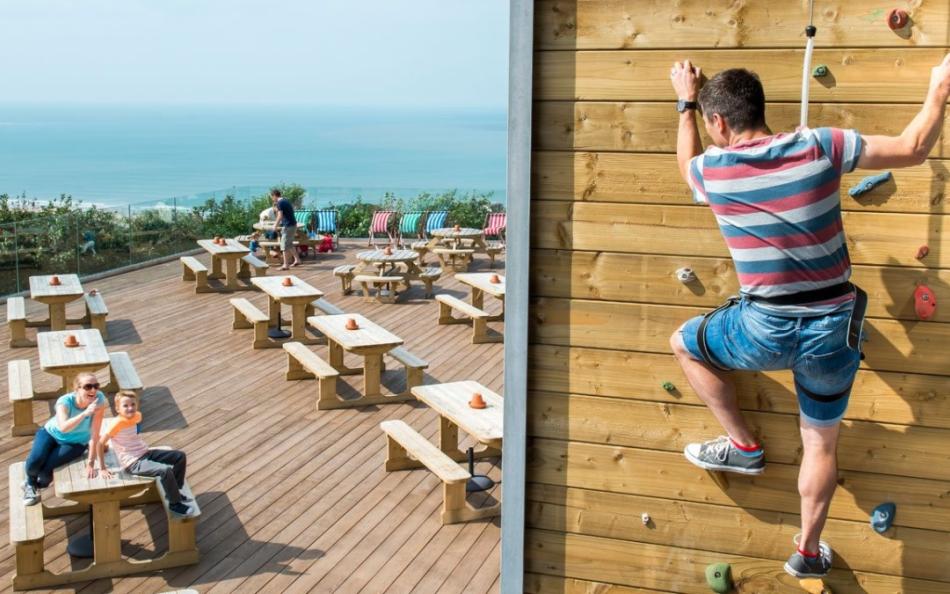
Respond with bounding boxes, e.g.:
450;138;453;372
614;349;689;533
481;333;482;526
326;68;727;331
22;372;107;505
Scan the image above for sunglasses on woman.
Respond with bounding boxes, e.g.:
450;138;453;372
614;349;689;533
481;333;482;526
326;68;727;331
81;383;100;391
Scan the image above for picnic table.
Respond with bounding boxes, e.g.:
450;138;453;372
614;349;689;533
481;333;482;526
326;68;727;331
455;272;505;322
355;249;423;277
425;227;489;251
251;275;324;342
411;380;503;493
29;274;84;331
197;238;250;291
37;329;109;396
307;313;406;404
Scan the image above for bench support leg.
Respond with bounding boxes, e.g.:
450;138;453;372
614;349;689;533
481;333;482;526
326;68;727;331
194;270;211;294
252;321;270;349
438;302;466;325
384;435;417;471
441;480;502;525
13;540;45;585
232;309;252;330
314;375;339;410
9;320;33;348
11;400;37;437
89;312;108;340
286;353;315;381
182;263;195;281
169;518;198;555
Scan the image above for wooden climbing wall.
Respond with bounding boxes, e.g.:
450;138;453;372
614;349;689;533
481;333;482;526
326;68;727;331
525;2;950;592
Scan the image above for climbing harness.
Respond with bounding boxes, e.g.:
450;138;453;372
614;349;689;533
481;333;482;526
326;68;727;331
800;0;817;128
695;297;739;372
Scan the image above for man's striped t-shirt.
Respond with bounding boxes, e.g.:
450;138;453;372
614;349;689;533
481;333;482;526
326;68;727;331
688;127;863;315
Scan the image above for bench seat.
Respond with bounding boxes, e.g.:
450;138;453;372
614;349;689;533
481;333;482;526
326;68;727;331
418;266;442;298
105;352;143;396
381;420;498;524
9;462;46;582
83;292;109;339
484;242;504;268
435;294;499;344
7;296;32;348
433;248;474;272
283;342;339;409
311;298;345;316
180;256;211;293
239;253;268;278
333;264;357;294
230;298;270;349
9;360;36;436
353;275;404;304
387;346;428;398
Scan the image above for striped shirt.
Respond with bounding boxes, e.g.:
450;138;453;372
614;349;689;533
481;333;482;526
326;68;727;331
102;412;148;469
688;127;863;315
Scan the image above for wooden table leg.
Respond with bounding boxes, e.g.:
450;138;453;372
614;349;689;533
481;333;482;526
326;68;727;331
49;303;67;331
290;303;307;340
92;500;122;563
439;416;460;455
224;258;239;290
268;297;281;327
471;288;484;310
363;353;383;397
209;255;224;280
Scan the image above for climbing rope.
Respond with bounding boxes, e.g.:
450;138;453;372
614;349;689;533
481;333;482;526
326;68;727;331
800;0;817;129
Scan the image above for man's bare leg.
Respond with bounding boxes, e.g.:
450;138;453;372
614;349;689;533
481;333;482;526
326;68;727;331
671;330;758;446
798;421;839;554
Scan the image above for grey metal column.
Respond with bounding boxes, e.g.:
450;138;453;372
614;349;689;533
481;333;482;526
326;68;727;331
500;0;532;591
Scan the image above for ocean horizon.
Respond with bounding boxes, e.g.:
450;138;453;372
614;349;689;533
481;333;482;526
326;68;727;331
0;103;507;209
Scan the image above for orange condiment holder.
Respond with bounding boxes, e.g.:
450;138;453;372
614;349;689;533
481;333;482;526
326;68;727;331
345;317;359;331
49;275;61;286
383;246;393;256
489;274;501;284
469;392;487;409
281;277;293;287
63;334;79;348
88;288;98;296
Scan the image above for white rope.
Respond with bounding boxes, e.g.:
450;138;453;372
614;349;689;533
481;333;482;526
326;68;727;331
799;0;817;129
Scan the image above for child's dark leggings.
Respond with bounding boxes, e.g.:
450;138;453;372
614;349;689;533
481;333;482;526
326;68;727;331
128;449;187;504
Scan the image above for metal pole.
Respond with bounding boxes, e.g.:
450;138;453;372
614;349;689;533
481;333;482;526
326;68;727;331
13;221;20;293
128;204;133;266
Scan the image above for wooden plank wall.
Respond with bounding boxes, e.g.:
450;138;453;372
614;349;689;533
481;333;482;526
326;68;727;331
526;2;950;593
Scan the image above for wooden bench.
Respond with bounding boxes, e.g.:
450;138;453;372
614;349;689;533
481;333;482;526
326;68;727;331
152;471;201;556
238;253;268;279
282;342;339;410
354;275;404;304
230;298;270;349
387;346;428;398
435;294;500;344
311;298;344;316
410;240;431;264
381;420;498;524
418;266;442;298
180;256;211;293
485;242;504;268
333;264;357;294
9;462;46;586
433;248;474;272
9;360;36;437
103;352;143;396
81;292;109;339
7;296;33;348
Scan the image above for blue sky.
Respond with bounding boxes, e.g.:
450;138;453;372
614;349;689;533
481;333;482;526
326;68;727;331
0;1;509;108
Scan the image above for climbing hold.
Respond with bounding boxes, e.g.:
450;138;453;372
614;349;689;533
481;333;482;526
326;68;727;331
676;267;697;283
887;8;909;31
812;64;828;78
800;579;834;594
662;381;676;393
871;502;896;533
916;245;930;259
914;285;937;320
848;171;892;197
641;512;651;526
704;563;732;594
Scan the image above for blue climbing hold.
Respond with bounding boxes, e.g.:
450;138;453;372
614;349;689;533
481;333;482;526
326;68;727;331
848;171;893;198
871;502;896;533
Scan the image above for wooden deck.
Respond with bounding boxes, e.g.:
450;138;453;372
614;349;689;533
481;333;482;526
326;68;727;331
0;240;504;593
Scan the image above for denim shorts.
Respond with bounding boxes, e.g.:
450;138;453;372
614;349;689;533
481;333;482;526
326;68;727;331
680;297;861;426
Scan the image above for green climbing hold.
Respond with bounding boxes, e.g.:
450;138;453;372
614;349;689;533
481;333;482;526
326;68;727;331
705;562;732;594
662;381;676;392
812;64;829;78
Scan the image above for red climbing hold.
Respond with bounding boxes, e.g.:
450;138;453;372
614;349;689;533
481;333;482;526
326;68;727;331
887;8;909;31
914;285;937;320
916;245;930;259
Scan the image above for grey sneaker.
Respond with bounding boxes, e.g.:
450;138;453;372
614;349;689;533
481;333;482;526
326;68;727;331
785;538;833;578
683;435;764;475
169;502;192;518
22;482;40;506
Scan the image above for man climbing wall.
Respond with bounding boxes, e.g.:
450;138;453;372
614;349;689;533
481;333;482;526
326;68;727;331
668;54;950;578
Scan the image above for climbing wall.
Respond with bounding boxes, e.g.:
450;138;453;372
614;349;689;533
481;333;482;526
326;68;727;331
525;2;950;592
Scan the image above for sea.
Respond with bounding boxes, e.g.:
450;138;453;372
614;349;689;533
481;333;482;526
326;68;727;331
0;103;508;210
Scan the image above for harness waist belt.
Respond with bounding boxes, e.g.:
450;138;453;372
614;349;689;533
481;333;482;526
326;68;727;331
745;282;854;306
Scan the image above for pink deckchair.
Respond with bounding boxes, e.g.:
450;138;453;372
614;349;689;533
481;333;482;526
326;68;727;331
483;211;507;244
368;210;396;246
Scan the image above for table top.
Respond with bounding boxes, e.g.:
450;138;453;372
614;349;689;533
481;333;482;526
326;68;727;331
307;314;403;352
54;450;154;500
356;249;418;263
197;238;250;256
455;273;506;297
251;275;323;301
29;274;84;300
411;380;503;445
38;329;109;371
431;227;483;238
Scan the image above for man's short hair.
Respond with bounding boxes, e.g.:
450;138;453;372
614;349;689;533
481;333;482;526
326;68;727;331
698;68;766;132
270;188;282;198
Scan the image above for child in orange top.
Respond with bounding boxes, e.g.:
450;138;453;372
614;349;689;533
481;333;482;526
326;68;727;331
99;392;192;517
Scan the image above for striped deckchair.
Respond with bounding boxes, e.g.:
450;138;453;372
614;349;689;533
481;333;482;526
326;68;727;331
423;210;449;238
314;209;339;248
368;209;396;246
483;211;506;243
397;211;425;247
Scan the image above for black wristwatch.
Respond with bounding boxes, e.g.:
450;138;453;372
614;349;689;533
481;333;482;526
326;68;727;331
676;99;698;113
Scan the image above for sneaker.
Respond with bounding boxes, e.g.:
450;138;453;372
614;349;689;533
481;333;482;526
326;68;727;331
179;493;192;503
168;502;192;517
785;538;833;578
683;435;765;475
22;482;40;506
